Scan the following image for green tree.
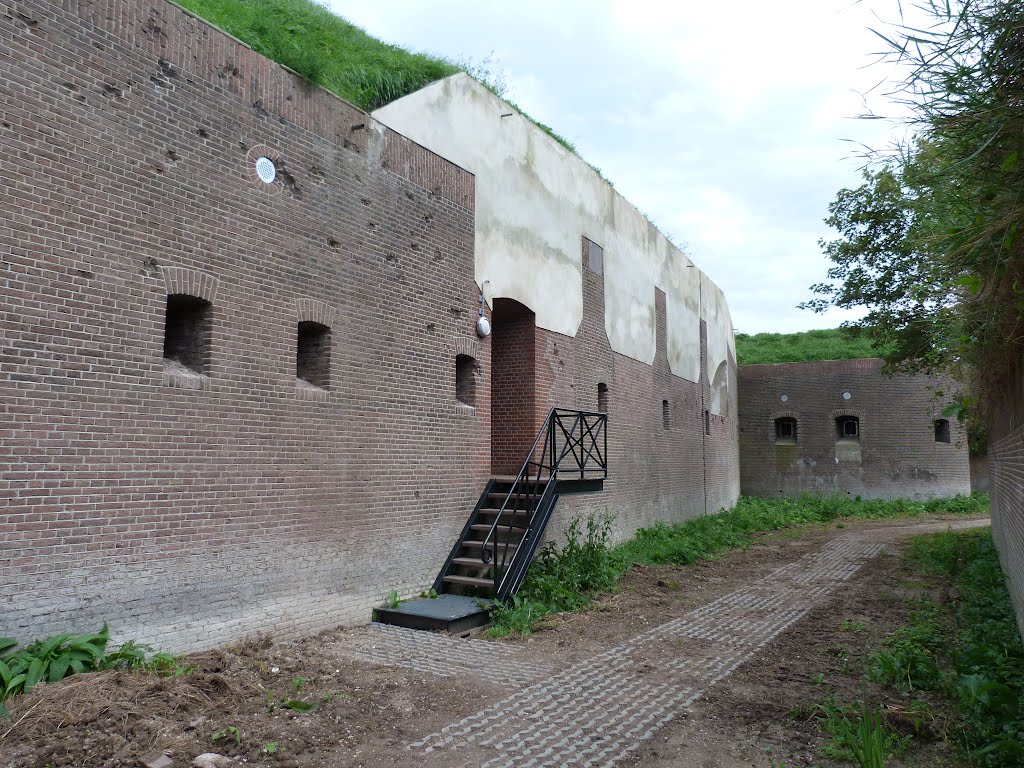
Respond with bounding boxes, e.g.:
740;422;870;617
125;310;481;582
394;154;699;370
806;0;1024;419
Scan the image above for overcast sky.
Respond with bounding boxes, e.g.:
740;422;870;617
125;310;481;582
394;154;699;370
327;0;923;334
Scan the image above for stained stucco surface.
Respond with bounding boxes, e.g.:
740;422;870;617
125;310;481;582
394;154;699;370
374;74;734;409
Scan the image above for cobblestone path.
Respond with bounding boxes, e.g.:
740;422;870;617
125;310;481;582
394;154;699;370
338;533;888;766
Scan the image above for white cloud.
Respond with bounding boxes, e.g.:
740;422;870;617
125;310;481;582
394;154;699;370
327;0;919;333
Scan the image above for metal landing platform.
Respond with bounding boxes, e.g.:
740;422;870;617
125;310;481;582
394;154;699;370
373;594;492;633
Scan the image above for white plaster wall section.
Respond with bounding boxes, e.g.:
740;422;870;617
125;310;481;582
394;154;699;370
374;74;586;335
374;73;725;384
665;245;702;383
702;274;736;416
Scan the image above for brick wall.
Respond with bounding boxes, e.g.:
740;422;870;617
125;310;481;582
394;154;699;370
986;357;1024;637
490;299;537;475
0;0;741;651
738;359;970;500
531;239;740;544
1;0;484;651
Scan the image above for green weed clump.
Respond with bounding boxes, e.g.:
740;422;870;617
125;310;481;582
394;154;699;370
0;625;185;718
907;530;1024;766
868;599;947;692
617;494;985;569
489;516;619;637
490;494;985;637
817;700;902;767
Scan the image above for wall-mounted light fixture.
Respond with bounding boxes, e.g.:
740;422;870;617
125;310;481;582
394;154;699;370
476;286;491;337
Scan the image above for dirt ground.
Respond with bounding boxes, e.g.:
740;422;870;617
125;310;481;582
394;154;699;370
0;513;986;768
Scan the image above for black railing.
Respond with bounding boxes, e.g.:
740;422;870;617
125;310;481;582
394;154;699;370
481;408;608;599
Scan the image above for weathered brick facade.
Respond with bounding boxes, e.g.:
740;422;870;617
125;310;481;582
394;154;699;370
1;0;739;651
986;359;1024;636
738;359;970;500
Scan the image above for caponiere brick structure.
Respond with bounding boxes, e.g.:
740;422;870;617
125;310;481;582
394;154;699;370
1;0;739;651
738;359;970;500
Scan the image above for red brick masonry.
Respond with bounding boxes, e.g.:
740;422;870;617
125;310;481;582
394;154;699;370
0;0;739;650
738;359;970;500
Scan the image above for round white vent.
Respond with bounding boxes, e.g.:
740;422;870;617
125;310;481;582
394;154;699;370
255;156;277;184
842;391;852;400
780;394;789;402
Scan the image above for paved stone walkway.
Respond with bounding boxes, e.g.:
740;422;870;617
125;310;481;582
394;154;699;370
401;533;885;767
341;621;554;688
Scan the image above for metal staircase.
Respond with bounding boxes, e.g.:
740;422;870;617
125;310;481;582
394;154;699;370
374;408;607;632
435;408;608;600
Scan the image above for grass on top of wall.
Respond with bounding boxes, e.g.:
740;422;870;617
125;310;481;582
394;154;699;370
735;328;889;366
175;0;581;155
488;494;989;637
176;0;459;111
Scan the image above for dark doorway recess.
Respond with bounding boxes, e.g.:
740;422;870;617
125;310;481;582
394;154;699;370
490;298;536;475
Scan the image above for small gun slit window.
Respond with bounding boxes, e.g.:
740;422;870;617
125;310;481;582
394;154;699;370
836;415;860;440
775;417;797;443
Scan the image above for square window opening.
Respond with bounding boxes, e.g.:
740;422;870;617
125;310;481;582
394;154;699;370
456;354;479;407
163;294;212;375
836;415;860;440
775;417;797;443
297;321;331;389
934;418;951;443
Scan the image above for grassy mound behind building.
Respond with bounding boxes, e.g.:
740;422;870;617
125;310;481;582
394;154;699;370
736;328;886;366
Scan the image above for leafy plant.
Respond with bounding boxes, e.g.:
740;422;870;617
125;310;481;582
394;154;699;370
868;599;946;692
830;702;891;768
842;619;867;633
489;515;618;637
386;590;401;609
281;698;316;713
881;529;1024;765
264;742;278;755
814;699;907;766
212;725;241;745
0;626;187;718
0;624;110;717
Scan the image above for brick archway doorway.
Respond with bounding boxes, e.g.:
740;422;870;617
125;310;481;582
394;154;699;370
490;298;537;475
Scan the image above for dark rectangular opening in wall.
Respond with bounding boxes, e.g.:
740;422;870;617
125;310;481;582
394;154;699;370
456;354;478;407
297;321;331;389
662;399;671;430
163;294;212;374
704;409;711;435
597;382;608;413
586;239;604;274
775;417;797;443
934;418;950;443
836;415;860;440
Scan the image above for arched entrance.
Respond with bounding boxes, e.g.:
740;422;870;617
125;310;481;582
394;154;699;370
490;298;536;475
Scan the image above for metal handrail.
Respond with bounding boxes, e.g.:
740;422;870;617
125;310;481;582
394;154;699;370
480;408;608;596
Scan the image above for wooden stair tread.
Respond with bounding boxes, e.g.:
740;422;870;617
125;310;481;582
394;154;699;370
470;524;526;534
442;574;494;587
461;540;519;550
451;556;488;568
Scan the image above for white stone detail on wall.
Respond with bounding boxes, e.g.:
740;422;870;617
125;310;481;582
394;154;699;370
374;73;732;404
